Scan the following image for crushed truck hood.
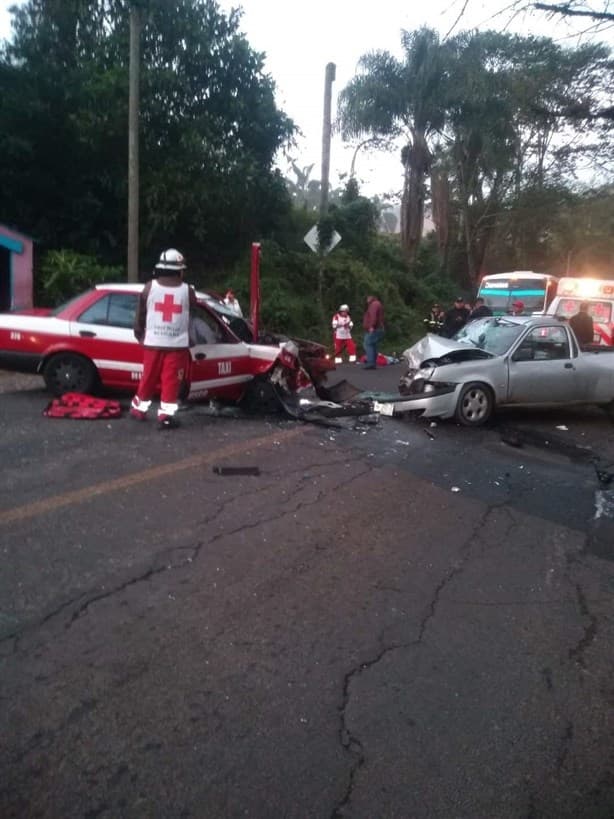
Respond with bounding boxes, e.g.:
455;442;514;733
402;334;476;368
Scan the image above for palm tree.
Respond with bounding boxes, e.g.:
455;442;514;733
337;27;447;263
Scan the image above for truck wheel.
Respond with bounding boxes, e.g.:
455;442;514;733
455;382;493;427
43;353;97;396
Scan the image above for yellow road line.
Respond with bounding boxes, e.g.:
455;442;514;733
0;427;304;526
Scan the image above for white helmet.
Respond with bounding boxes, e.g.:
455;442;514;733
339;304;350;312
155;248;186;271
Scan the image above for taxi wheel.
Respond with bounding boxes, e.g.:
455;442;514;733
178;378;190;402
455;381;493;427
241;377;283;414
43;353;98;396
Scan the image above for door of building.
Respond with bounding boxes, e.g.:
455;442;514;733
0;248;10;311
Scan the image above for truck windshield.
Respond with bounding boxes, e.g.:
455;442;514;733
454;317;526;355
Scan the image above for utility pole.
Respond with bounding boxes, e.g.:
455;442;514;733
317;62;335;313
127;3;142;282
319;62;336;220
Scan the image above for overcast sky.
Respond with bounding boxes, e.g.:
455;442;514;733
1;0;610;198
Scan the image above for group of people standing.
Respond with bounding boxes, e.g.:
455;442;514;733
424;296;489;338
425;295;529;338
331;295;385;368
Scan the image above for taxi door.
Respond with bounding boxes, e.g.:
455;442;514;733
187;306;253;401
70;291;141;389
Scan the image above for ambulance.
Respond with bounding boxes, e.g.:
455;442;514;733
547;277;614;345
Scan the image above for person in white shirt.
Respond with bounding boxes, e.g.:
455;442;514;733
131;248;198;429
331;304;356;363
224;289;243;317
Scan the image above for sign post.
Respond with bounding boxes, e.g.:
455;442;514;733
250;242;261;341
303;226;341;256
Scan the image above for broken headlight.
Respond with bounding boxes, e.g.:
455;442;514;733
399;373;456;397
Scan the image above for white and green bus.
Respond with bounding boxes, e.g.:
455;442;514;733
477;271;559;316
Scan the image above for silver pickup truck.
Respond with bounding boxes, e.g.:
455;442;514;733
390;315;614;426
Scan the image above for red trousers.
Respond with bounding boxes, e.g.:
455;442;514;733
334;337;356;357
136;348;189;408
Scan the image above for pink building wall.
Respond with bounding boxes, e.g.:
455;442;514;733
0;223;33;310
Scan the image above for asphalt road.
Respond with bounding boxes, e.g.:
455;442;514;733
1;364;614;818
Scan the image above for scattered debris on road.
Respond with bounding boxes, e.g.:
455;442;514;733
499;425;593;462
278;388;377;429
594;463;614;488
213;466;261;476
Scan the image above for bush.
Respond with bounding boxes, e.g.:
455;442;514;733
192;203;458;355
37;250;124;306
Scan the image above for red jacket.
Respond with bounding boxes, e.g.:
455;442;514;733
362;298;384;332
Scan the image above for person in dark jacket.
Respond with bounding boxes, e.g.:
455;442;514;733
424;303;445;333
469;297;493;320
441;296;470;338
569;301;594;346
362;294;385;369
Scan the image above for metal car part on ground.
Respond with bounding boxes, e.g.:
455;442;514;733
280;391;374;420
0;283;332;406
380;315;614;427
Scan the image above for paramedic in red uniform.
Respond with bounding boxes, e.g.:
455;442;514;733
130;248;198;429
331;304;356;363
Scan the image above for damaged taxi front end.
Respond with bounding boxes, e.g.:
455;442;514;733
208;299;334;400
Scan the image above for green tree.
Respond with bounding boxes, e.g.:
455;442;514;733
0;0;295;270
433;30;613;285
337;27;447;265
484;184;614;276
438;31;521;284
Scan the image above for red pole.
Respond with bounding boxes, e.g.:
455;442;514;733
250;242;261;341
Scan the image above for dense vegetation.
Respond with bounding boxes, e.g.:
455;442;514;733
338;27;614;283
0;0;613;352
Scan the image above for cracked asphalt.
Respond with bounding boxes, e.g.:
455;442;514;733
1;365;614;818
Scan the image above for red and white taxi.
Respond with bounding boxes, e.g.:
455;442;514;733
0;283;322;400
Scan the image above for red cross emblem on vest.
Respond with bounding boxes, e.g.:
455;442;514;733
154;293;183;322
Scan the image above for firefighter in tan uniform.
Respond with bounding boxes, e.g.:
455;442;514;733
130;248;198;429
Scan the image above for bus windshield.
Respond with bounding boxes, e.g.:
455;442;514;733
478;275;557;316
